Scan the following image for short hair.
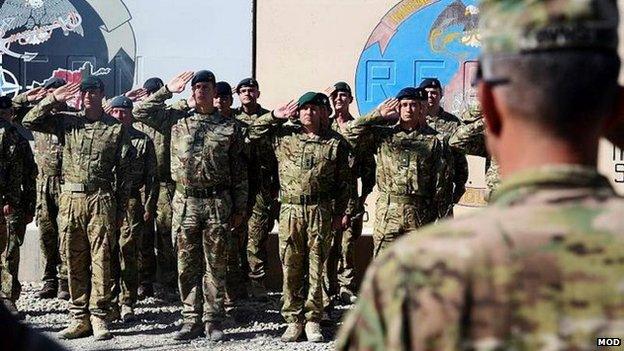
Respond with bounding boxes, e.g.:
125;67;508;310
482;50;620;136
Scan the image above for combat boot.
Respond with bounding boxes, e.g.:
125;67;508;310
305;321;324;342
58;319;92;339
57;279;70;301
173;323;204;340
121;305;135;323
280;322;303;342
137;283;153;300
205;321;224;341
107;304;120;322
339;287;357;304
38;281;58;299
91;315;113;340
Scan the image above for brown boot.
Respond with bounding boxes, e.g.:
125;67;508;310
280;322;303;342
91;315;113;340
57;279;70;301
38;281;58;299
58;319;92;339
205;322;224;341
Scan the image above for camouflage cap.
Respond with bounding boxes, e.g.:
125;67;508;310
110;95;133;109
479;0;619;55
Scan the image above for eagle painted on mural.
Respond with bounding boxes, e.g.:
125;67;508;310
428;0;480;53
0;0;83;60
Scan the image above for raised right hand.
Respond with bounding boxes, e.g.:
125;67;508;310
273;100;298;119
52;83;81;103
25;87;47;102
166;71;194;94
378;98;399;119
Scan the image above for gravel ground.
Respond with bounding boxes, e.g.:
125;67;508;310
17;282;351;351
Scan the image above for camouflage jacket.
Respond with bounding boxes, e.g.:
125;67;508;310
248;112;353;215
133;86;248;214
330;116;377;200
346;110;451;217
234;105;280;195
13;92;65;177
337;165;624;351
426;107;469;204
22;95;132;219
0;118;37;214
133;121;171;184
125;127;159;214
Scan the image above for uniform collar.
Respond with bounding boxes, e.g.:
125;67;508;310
491;164;615;204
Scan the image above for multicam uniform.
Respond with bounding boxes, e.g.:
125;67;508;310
133;86;248;325
248;112;352;324
346;110;451;257
111;127;158;307
23;95;132;322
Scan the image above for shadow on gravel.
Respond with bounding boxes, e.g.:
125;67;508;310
30;325;65;333
25;309;67;316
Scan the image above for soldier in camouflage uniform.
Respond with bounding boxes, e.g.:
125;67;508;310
0;96;36;318
23;77;131;340
449;104;501;195
132;77;177;299
337;0;624;349
345;88;451;257
420;78;468;216
133;71;248;341
234;78;278;300
108;96;158;322
322;82;376;307
248;92;352;342
13;78;72;300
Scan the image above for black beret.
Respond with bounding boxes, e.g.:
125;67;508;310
143;77;164;94
396;87;426;101
236;78;259;92
80;76;105;91
0;96;13;109
419;78;442;90
216;81;233;96
109;95;133;109
43;77;66;89
191;70;215;86
333;81;352;95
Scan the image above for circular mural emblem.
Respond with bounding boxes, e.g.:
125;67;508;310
355;0;480;115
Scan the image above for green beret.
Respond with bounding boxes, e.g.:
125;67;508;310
333;82;352;95
297;91;320;108
480;0;618;55
80;76;104;91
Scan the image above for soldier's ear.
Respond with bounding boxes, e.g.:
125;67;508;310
479;81;501;138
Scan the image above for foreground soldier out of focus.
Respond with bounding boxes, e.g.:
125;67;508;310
249;92;352;342
13;78;72;301
23;77;132;341
337;0;624;349
345;87;450;257
108;96;158;323
133;71;248;341
0;96;36;319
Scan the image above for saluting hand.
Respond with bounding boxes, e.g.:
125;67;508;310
25;87;47;102
273;100;298;119
378;98;400;119
167;71;194;94
125;87;148;102
52;83;81;103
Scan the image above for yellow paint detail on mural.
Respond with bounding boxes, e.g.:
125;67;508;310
388;0;435;25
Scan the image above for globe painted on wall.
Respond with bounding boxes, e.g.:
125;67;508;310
355;0;480;115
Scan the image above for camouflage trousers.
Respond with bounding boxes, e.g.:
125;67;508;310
279;202;333;323
322;215;363;307
246;189;279;280
373;193;436;257
111;196;144;306
60;191;116;320
0;213;6;300
140;183;176;287
1;210;26;302
173;191;231;324
36;175;67;285
226;220;248;300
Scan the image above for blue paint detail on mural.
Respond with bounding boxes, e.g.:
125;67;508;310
355;0;480;115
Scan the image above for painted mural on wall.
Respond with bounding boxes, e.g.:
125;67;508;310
355;0;480;115
0;0;136;104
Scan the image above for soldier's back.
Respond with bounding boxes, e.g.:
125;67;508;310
338;165;624;350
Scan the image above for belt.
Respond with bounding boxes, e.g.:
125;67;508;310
380;192;427;205
176;184;227;198
281;193;331;205
61;182;112;194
